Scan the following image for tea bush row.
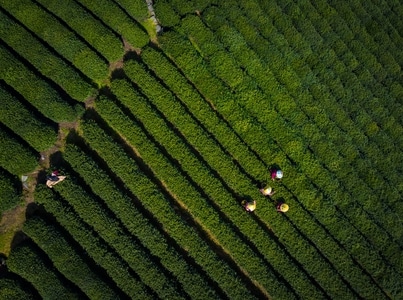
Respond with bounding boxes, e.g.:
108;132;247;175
35;0;124;62
0;84;57;152
0;129;38;176
52;177;186;299
62;142;221;300
74;0;149;48
34;185;153;299
74;115;257;300
0;278;35;300
0;0;109;83
0;9;93;101
0;45;83;122
6;242;80;300
23;217;119;299
0;168;21;215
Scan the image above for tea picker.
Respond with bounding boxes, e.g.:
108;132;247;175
271;168;283;181
260;186;276;197
242;200;256;212
46;170;66;188
277;202;289;213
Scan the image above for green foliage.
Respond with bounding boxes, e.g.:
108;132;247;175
0;10;93;101
0;0;109;84
0;278;35;300
34;0;124;62
62;142;219;300
154;0;181;27
0;129;38;176
0;45;83;122
23;217;119;300
75;0;149;48
0;85;57;152
0;169;21;214
114;0;149;20
34;185;153;299
6;242;80;300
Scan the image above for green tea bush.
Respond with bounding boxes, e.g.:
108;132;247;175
0;168;21;214
24;217;119;299
75;0;149;48
154;0;181;27
0;0;109;83
0;10;93;101
34;185;153;299
114;0;149;20
34;0;124;62
0;129;38;176
0;85;57;152
6;242;80;300
0;278;35;300
0;45;83;122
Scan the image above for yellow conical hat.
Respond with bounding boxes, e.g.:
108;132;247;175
279;203;289;212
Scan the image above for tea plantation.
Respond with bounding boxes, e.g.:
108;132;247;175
0;0;402;299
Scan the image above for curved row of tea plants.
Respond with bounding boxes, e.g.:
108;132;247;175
0;45;83;122
23;217;119;299
0;0;109;83
34;185;154;299
0;84;57;152
80;112;280;299
0;8;93;101
62;142;222;300
6;242;81;300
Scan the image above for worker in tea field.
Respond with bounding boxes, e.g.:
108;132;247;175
46;170;66;188
271;168;283;181
260;186;276;197
276;202;289;213
242;200;256;212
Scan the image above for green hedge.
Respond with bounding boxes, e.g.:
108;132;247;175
6;242;80;300
63;143;220;300
0;168;21;215
0;129;38;176
1;0;109;84
0;85;57;152
23;217;119;299
34;0;124;62
52;175;186;299
114;0;149;20
80;114;258;299
0;10;93;101
75;0;149;48
0;278;35;300
0;45;83;122
94;90;300;299
34;185;153;299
